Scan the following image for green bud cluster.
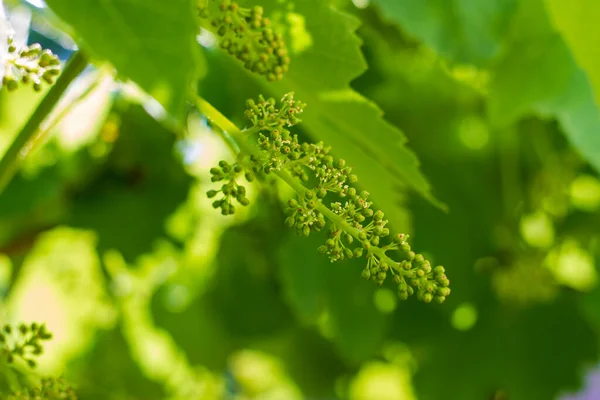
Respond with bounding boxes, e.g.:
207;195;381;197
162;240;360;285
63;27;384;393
208;160;252;215
0;322;53;368
245;93;311;175
6;376;77;400
285;193;326;237
206;93;451;303
2;36;61;92
393;253;451;303
197;0;290;81
245;93;305;130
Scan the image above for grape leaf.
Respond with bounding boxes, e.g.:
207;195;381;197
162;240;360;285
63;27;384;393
278;231;387;364
376;0;517;66
353;18;599;398
394;297;597;400
44;0;204;122
68;104;192;263
151;199;294;369
250;0;444;222
151;285;236;371
71;326;167;399
278;233;328;325
205;212;294;339
545;0;600;108
488;0;600;174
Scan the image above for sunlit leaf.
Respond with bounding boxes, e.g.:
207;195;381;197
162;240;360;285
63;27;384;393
376;0;517;65
488;0;600;174
249;0;444;221
44;0;204;122
545;0;600;107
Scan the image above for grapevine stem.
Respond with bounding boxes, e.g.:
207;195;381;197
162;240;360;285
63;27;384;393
0;51;89;194
195;95;410;276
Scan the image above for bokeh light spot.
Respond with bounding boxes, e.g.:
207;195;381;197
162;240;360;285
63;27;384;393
570;175;600;211
546;239;597;292
458;115;489;150
452;302;477;331
520;211;555;248
349;362;415;400
374;288;397;314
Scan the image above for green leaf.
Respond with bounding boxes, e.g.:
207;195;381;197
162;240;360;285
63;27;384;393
278;232;387;364
72;326;167;399
44;0;204;122
278;232;328;325
545;0;600;108
376;0;517;66
152;198;294;368
68;104;192;263
256;0;444;221
151;284;236;371
205;211;294;338
489;0;600;174
402;297;597;400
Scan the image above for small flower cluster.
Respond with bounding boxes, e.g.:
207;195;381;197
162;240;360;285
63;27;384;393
0;322;53;368
207;160;252;215
2;36;61;92
197;0;290;81
245;93;305;130
206;93;451;303
285;191;326;237
6;377;77;400
245;93;311;175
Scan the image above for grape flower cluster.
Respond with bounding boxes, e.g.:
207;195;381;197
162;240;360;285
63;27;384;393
0;322;53;368
6;377;77;400
206;93;451;303
2;36;61;92
197;0;290;81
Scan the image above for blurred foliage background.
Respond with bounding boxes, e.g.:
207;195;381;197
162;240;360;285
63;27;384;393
1;0;600;399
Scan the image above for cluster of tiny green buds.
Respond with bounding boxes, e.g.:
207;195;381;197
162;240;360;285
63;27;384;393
285;191;326;237
390;239;451;303
245;93;305;130
245;93;311;176
197;0;290;81
207;160;252;215
6;377;77;400
0;322;53;368
2;36;61;92
207;93;451;303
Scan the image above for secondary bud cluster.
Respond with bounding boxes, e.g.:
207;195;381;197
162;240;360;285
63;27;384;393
7;376;77;400
206;93;451;303
0;322;53;368
207;160;252;215
198;0;290;81
2;36;61;92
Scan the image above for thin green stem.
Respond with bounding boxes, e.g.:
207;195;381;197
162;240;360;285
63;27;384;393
196;95;411;277
0;51;89;193
195;96;242;154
